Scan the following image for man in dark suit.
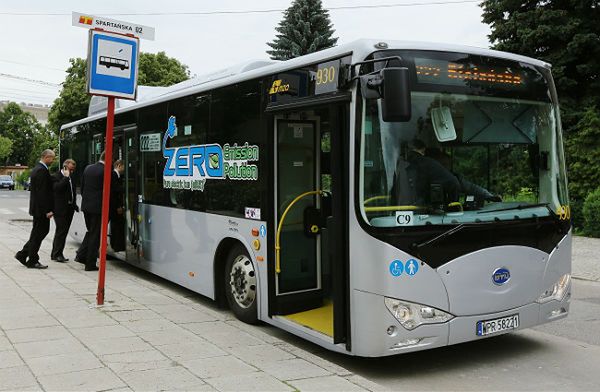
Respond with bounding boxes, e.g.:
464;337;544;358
75;151;106;271
15;149;56;269
50;158;79;262
110;160;126;252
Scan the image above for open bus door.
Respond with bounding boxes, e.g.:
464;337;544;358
271;105;349;347
123;125;140;264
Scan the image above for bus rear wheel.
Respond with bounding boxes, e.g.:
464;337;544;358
224;244;258;324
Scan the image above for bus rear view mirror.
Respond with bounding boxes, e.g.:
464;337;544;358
381;67;411;122
431;106;457;142
360;67;411;122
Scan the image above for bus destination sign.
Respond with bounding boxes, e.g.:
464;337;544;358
314;60;340;95
267;56;349;106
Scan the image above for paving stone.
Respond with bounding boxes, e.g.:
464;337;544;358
227;344;296;367
257;358;332;381
347;374;392;391
118;365;205;391
0;335;12;350
182;321;239;335
0;314;59;331
48;307;117;328
139;327;202;346
182;355;258;379
4;325;71;344
206;372;294;392
71;324;136;341
121;318;179;333
108;309;161;322
225;320;285;345
158;340;228;361
289;375;369;391
25;350;103;376
37;367;126;391
0;350;24;369
35;297;91;309
277;343;353;376
0;366;38;391
147;304;218;324
14;336;87;359
83;336;154;356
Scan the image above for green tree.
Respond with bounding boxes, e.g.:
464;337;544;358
29;126;58;169
138;51;190;86
0;135;13;164
47;58;89;137
47;52;190;134
480;0;600;110
564;106;600;201
481;0;600;230
267;0;338;60
0;102;40;165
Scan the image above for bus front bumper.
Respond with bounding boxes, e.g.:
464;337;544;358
351;289;570;357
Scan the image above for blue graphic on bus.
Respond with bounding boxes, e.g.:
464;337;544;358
405;259;419;276
161;116;260;192
389;260;404;277
163;116;223;180
259;225;267;238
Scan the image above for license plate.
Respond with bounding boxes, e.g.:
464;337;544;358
476;314;519;336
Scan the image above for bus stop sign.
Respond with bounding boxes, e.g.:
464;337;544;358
87;30;139;100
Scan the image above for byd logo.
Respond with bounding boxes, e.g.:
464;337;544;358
492;268;511;286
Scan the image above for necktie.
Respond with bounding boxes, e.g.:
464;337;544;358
68;177;73;204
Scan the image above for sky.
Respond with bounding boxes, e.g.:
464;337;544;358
0;0;491;106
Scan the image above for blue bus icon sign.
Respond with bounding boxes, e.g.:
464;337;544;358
87;30;139;100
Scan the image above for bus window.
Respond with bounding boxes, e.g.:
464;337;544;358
206;82;263;218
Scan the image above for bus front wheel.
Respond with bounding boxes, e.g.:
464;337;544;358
224;244;258;324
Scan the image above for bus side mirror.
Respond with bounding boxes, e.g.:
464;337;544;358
360;67;411;122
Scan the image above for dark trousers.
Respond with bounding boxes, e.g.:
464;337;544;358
110;214;125;252
17;216;50;264
76;212;102;268
51;210;75;259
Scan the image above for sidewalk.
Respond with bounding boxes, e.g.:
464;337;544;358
0;218;384;392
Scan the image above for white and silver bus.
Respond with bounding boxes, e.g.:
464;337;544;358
61;39;572;357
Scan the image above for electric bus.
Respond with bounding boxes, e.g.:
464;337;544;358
60;39;572;357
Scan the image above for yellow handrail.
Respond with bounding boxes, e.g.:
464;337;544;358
364;195;390;205
447;202;463;211
364;205;419;212
276;190;323;274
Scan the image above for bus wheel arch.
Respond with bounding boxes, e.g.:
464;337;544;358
214;239;259;324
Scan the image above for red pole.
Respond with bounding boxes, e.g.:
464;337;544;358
97;96;115;306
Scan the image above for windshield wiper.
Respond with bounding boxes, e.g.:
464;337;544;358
413;224;467;250
476;202;551;214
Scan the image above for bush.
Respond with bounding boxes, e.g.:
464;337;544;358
570;199;585;233
583;188;600;237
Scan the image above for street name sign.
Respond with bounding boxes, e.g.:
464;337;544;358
87;30;139;100
72;11;155;41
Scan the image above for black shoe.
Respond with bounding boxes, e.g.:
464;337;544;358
74;256;85;264
15;253;27;266
84;266;99;271
27;262;48;269
52;256;69;263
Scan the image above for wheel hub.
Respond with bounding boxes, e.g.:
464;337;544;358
229;255;256;309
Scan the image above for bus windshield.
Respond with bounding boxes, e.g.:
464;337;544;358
359;51;569;228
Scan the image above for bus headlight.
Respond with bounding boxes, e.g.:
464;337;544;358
536;274;571;304
384;297;454;330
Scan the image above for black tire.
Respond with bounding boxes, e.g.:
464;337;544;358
224;243;258;324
